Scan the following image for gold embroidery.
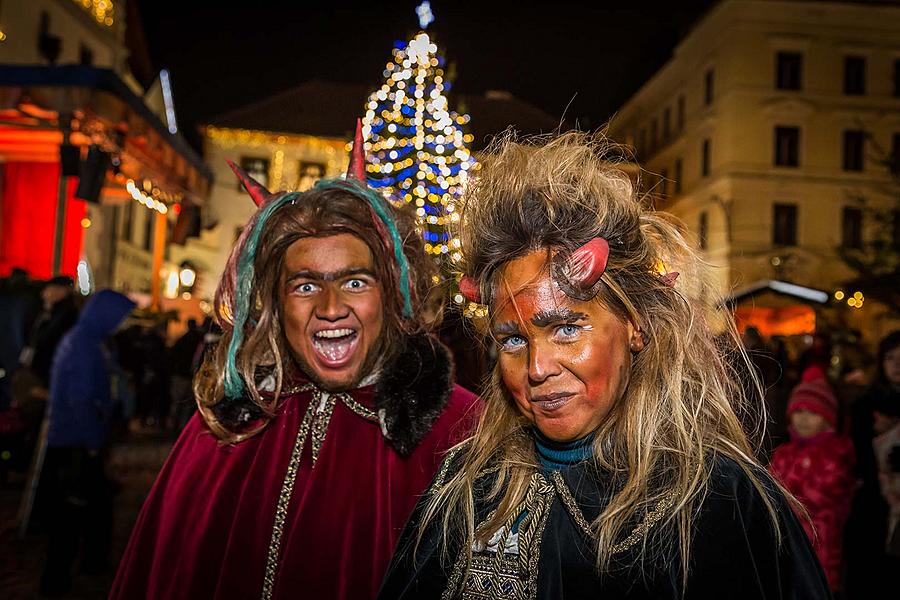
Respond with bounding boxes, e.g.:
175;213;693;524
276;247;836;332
260;386;379;599
441;469;678;599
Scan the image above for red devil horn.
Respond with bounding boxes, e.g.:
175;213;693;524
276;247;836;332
226;159;274;207
568;238;610;288
459;276;481;303
347;118;366;182
659;271;680;287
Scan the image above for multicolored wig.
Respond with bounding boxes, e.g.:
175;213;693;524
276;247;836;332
417;132;784;586
195;122;441;443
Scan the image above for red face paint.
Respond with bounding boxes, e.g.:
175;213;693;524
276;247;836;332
492;251;637;442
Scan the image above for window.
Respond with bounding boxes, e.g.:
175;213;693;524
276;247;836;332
659;168;668;199
79;43;94;66
662;108;671;141
142;210;154;252
698;211;709;250
842;207;863;249
121;201;134;242
844;56;866;95
677;96;685;131
701;139;711;177
774;126;800;167
773;204;798;246
239;156;269;190
843;130;865;171
650;118;658;151
776;52;802;90
674;158;683;194
297;161;326;192
637;129;646;157
704;69;714;106
894;60;900;97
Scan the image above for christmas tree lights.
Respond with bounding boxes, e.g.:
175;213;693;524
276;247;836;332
361;29;476;263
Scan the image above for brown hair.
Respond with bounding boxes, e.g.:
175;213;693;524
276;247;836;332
196;181;441;443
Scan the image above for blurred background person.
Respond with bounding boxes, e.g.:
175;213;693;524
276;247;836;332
39;290;135;597
167;318;203;431
845;330;900;596
769;379;856;594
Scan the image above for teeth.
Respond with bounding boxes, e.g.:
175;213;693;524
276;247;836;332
315;328;355;339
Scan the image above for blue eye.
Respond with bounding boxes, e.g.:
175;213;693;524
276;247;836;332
556;324;581;339
499;335;527;350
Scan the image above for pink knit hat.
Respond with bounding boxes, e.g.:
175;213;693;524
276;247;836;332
787;379;838;427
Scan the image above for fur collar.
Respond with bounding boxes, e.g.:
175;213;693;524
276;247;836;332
374;334;455;457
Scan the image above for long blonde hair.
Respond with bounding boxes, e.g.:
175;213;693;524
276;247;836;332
420;132;776;584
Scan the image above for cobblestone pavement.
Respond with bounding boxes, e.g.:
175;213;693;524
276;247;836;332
0;430;174;599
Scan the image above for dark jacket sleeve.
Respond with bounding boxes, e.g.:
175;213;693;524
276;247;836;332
377;450;464;600
686;457;832;599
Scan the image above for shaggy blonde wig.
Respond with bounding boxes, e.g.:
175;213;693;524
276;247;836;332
419;132;778;585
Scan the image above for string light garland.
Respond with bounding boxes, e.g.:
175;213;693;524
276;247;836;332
361;30;476;262
125;178;178;215
72;0;115;27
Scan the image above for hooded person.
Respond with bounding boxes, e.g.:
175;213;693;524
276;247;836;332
110;122;479;600
41;289;136;596
378;133;829;599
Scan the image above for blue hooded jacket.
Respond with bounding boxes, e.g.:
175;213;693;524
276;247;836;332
48;289;135;450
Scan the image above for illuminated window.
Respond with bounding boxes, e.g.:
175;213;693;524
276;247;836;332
297;162;326;192
776;52;802;91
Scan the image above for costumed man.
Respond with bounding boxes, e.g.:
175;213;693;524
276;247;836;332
111;122;479;600
379;133;830;599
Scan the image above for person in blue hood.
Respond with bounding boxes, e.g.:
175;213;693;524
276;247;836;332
41;289;135;596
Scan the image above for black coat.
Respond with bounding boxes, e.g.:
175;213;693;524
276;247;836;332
379;454;831;599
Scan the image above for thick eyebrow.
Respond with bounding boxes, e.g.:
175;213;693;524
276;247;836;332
492;321;522;336
530;308;588;327
284;268;376;285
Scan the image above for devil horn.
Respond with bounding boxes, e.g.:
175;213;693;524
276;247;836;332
226;159;274;207
568;238;610;289
347;118;366;182
459;276;481;303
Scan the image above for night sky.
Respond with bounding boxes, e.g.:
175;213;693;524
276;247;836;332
137;0;717;150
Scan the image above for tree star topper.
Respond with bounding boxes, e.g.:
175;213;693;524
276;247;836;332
416;1;434;29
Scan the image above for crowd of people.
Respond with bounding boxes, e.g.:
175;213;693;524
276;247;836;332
0;269;218;596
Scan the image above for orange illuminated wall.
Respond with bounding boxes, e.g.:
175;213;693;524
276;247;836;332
734;305;817;338
0;162;85;279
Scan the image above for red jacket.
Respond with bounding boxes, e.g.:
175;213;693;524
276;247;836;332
769;430;856;591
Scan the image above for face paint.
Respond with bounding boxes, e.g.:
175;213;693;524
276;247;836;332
280;234;385;391
491;251;639;442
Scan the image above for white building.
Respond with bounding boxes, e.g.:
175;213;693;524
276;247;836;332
608;0;900;341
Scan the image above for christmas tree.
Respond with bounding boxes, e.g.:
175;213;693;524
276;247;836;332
362;5;476;264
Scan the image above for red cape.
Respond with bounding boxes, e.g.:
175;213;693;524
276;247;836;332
110;384;478;599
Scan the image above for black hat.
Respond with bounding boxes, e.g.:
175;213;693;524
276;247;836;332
46;275;74;288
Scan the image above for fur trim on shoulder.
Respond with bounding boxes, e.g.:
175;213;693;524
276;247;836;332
374;334;454;456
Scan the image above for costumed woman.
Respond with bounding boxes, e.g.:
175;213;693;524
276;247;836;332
379;133;830;599
111;122;479;600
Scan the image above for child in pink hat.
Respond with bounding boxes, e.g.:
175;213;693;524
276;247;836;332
769;379;856;592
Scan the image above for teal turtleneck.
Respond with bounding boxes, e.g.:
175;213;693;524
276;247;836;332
533;428;594;471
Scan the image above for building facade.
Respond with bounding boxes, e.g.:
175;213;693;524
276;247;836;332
608;0;900;340
0;0;211;319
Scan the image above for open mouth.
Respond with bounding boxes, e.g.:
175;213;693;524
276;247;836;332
312;328;359;367
531;392;574;412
